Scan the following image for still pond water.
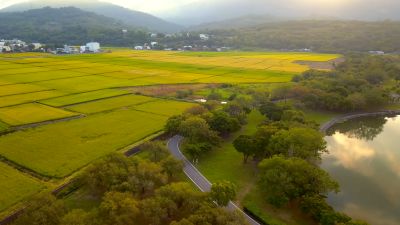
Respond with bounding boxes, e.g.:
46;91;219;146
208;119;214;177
323;115;400;225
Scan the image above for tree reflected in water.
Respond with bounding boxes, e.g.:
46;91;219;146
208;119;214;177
326;116;390;141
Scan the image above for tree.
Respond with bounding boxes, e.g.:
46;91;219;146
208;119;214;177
258;156;339;207
210;181;237;207
208;90;222;100
271;85;292;101
130;159;168;196
259;101;284;121
209;111;241;135
14;193;66;225
183;142;212;162
99;192;140;225
281;110;305;123
81;154;132;196
179;117;220;144
233;135;256;163
253;124;279;158
61;209;96;225
268;127;327;160
346;93;367;111
141;141;170;162
161;156;183;180
156;182;207;219
140;197;171;225
165;115;185;135
176;205;249;225
223;102;247;123
184;105;208;116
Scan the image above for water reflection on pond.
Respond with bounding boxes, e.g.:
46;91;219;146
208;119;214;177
323;115;400;225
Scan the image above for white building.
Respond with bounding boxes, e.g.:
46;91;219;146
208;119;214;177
86;42;100;52
1;46;11;52
134;46;144;50
369;51;385;55
199;34;209;41
31;43;42;50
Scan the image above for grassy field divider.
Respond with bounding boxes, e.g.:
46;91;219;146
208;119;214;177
0;155;53;182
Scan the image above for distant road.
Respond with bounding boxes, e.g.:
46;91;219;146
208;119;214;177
167;135;261;225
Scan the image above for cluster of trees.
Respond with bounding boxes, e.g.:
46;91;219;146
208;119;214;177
13;145;244;225
287;55;400;112
207;20;400;53
234;102;322;163
165;99;252;161
232;101;367;225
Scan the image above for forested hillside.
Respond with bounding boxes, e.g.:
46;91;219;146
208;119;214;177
0;7;148;45
1;0;182;33
208;20;400;53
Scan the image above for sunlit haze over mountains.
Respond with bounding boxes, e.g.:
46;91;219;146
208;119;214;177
1;0;399;25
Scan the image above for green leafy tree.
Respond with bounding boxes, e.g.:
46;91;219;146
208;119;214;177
258;156;339;207
209;111;241;135
179;117;220;144
130;159;168;196
269;127;327;160
259;101;284;121
254;124;279;158
60;209;95;225
141;141;170;162
233;135;256;163
14;193;66;225
165;115;185;135
210;181;237;207
161;156;183;180
99;192;140;225
81;154;132;196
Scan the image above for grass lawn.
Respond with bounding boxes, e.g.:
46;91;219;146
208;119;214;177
384;103;400;110
303;109;341;125
0;162;44;212
196;111;265;195
0;103;78;126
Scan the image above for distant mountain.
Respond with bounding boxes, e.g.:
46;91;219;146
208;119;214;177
190;15;281;31
162;0;400;26
0;7;149;45
1;0;182;33
212;20;400;53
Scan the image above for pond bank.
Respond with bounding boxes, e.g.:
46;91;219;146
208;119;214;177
320;110;400;133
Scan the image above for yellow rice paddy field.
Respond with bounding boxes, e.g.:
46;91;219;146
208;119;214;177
0;49;339;215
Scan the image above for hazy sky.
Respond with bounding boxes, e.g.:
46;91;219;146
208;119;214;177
1;0;399;21
0;0;200;12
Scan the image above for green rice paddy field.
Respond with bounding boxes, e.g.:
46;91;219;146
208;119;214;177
0;50;339;216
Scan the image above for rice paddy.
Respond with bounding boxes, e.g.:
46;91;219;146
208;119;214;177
0;49;339;215
0;162;44;212
0;103;78;126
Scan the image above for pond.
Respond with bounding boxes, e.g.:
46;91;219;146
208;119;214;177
323;115;400;225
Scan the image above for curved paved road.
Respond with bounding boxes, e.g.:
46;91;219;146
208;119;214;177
167;135;260;225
